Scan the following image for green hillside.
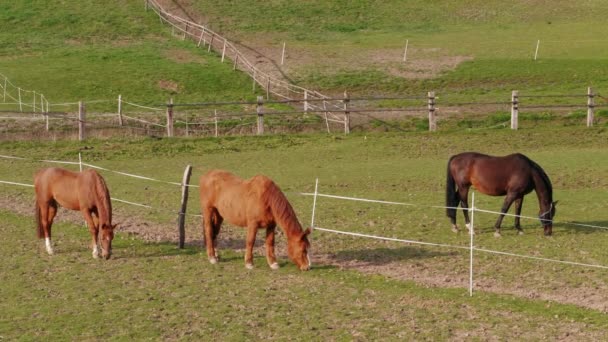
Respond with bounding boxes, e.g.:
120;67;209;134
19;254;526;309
192;0;608;98
0;1;259;112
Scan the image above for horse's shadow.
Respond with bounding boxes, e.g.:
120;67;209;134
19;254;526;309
332;246;455;266
557;221;608;235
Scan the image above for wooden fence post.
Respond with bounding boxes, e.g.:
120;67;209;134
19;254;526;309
256;96;264;135
511;90;519;130
166;98;174;137
252;70;257;92
145;0;149;11
233;54;239;70
343;91;350;134
177;165;193;249
78;101;86;141
221;39;227;62
304;90;309;113
427;91;436;131
208;34;214;52
587;87;595;127
117;94;123;126
197;29;205;47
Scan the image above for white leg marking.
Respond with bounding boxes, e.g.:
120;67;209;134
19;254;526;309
92;245;100;259
208;256;218;264
245;263;254;270
45;237;54;255
270;262;280;270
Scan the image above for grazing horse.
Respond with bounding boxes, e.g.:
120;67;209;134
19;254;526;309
446;152;556;236
34;167;116;259
199;169;311;271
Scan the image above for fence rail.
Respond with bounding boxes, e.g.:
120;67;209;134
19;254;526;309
1;153;608;299
2;88;606;140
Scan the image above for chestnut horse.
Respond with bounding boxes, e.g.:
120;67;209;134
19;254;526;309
34;167;116;259
199;169;311;271
446;152;556;236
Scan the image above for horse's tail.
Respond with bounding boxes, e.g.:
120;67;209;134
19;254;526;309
35;202;44;239
446;156;459;220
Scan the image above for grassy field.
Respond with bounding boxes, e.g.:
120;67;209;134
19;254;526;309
0;0;261;113
192;0;608;98
1;125;608;338
2;0;608;339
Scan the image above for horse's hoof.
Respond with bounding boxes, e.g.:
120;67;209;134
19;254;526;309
46;249;54;256
270;262;280;270
465;223;472;231
517;230;524;236
92;251;100;259
451;226;460;233
494;232;502;238
208;257;218;264
245;263;254;270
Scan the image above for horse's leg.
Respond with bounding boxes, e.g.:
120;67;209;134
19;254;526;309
39;200;55;255
244;225;258;270
202;206;217;264
493;193;518;238
211;212;223;260
458;186;472;233
82;209;99;258
513;196;524;235
265;224;279;270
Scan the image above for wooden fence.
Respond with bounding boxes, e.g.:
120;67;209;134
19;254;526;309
1;89;605;141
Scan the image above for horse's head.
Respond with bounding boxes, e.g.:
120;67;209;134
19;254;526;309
539;201;557;236
100;223;118;259
287;228;311;271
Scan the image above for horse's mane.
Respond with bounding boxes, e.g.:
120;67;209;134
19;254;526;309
261;180;303;235
93;171;112;225
520;154;553;198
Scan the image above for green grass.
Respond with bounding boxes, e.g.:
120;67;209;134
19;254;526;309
0;1;261;113
191;0;608;98
2;125;608;338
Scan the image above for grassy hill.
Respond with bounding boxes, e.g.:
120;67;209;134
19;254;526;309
0;1;260;112
191;0;608;99
1;0;606;110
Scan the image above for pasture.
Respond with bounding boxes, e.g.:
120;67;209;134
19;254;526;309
2;0;608;339
1;126;608;339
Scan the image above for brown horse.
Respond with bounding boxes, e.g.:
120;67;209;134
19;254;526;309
199;169;311;271
34;167;116;259
446;152;556;237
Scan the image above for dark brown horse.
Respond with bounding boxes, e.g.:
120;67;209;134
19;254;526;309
34;167;116;259
446;152;556;236
199;169;311;271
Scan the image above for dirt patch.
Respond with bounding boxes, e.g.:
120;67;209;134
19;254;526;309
163;48;207;64
158;79;180;93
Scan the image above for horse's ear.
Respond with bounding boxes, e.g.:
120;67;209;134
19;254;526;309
553;201;559;207
112;223;119;230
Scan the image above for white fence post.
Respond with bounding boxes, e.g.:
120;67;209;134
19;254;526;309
511;90;519;130
427;91;436;131
587;87;594;127
310;178;319;231
78;101;86;141
118;94;123;126
281;42;286;65
402;39;409;62
534;40;540;60
469;192;475;297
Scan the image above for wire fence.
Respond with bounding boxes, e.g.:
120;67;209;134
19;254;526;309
1;153;608;289
2;89;607;141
